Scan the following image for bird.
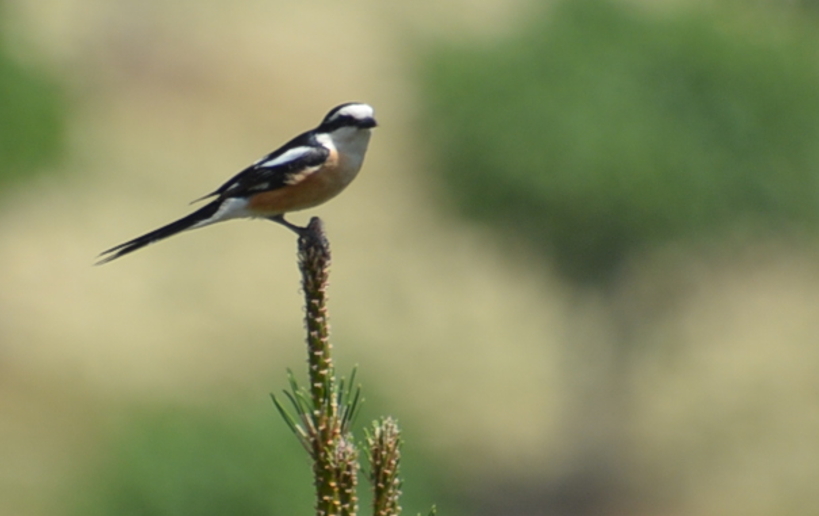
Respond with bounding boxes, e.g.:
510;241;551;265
96;102;377;264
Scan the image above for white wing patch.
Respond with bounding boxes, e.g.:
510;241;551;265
257;146;314;169
247;182;271;192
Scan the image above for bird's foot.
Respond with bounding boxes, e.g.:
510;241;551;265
267;214;309;236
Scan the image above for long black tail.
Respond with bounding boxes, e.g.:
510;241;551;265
96;200;222;265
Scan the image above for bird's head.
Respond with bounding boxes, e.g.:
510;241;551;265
319;103;378;132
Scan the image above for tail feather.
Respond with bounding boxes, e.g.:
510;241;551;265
96;200;223;265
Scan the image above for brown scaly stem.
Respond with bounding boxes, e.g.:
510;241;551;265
297;217;350;516
298;217;335;414
274;217;413;516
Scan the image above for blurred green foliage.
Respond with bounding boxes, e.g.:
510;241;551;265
0;12;66;188
72;403;452;516
74;406;315;516
422;0;819;283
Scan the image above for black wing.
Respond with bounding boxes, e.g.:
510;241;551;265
193;131;329;202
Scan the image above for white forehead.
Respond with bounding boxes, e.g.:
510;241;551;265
330;103;374;121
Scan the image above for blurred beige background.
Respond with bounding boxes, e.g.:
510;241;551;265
2;1;819;516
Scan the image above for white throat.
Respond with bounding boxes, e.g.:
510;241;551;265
320;127;372;172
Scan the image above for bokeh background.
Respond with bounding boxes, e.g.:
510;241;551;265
3;0;819;515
